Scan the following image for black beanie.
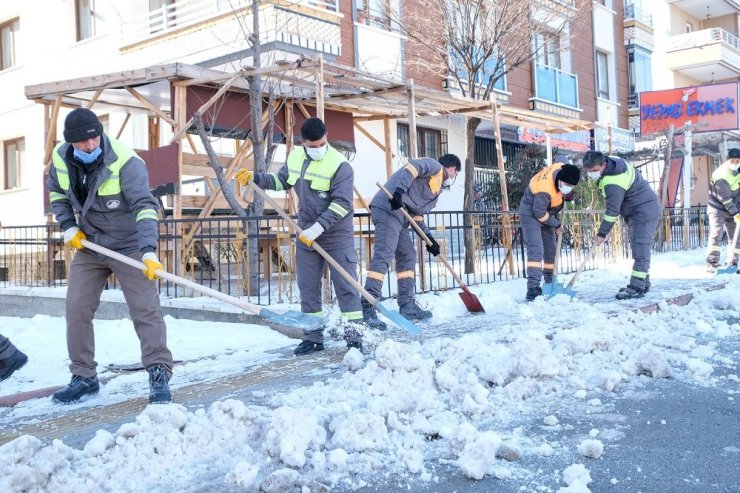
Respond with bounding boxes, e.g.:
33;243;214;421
64;108;103;143
557;164;581;186
729;148;740;159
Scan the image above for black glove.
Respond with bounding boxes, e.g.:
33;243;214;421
389;188;404;210
426;239;441;257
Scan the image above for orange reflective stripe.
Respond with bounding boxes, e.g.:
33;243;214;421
397;270;415;279
527;261;542;268
367;271;385;281
537;212;550;223
543;263;555;269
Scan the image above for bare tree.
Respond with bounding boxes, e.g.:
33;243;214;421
391;0;591;273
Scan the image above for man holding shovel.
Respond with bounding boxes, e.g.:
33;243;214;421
519;156;581;301
582;151;661;300
47;108;173;404
705;148;740;273
235;117;368;355
360;154;461;325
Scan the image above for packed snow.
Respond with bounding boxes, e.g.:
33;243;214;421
0;248;739;492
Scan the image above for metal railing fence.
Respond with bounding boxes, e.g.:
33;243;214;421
0;207;711;305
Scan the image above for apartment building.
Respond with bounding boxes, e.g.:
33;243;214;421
0;0;627;226
623;0;740;206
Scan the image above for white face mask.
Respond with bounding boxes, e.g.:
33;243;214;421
587;170;602;180
730;164;740;172
559;182;574;194
443;177;455;188
305;144;327;161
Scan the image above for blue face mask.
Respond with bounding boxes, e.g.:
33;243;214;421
73;146;102;164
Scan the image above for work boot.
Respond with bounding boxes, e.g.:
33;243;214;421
0;349;28;382
346;340;363;353
705;262;718;274
399;300;432;321
147;364;172;404
52;374;100;403
615;286;646;300
525;287;542;302
361;300;387;331
294;340;324;356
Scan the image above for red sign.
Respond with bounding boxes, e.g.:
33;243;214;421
517;127;591;152
639;82;739;136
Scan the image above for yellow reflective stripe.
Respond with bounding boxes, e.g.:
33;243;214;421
537;212;550;222
270;173;284;191
328;202;348;217
397;270;415;279
52;142;70;190
604;214;618;223
367;271;385;281
136;209;158;222
631;270;648;279
49;191;67;202
404;163;419;178
343;311;363;321
306;311;323;316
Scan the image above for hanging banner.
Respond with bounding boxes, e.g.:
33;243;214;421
517;127;591;152
639;82;739;137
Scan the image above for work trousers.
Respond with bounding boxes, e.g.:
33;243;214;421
625;204;661;291
0;333;19;360
66;249;173;378
706;206;740;266
296;243;362;344
521;214;558;289
363;208;418;306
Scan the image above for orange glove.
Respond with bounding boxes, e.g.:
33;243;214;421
142;252;163;281
234;169;254;186
63;227;86;250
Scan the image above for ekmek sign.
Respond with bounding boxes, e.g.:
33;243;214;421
639;82;739;137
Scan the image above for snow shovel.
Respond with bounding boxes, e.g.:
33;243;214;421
542;230;564;298
377;182;485;313
249;182;421;335
561;244;601;299
80;239;323;332
717;223;740;275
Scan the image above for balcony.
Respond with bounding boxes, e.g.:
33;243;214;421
666;0;740;19
530;62;579;115
122;0;341;49
624;3;652;27
666;28;740;82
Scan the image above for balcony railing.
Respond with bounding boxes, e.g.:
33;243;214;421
125;0;339;44
533;62;579;108
624;3;653;27
627;94;638;110
667;27;740;52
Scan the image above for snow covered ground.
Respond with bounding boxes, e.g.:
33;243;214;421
0;248;738;492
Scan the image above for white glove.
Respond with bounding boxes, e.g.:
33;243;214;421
298;222;325;247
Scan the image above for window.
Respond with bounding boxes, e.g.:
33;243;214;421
450;48;507;92
534;31;560;69
149;0;175;33
356;0;390;29
627;46;652;108
76;0;97;40
3;138;24;190
596;50;609;99
685;22;693;33
0;18;19;71
397;123;447;158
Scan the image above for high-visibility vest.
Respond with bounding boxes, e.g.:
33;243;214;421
598;163;636;196
51;137;137;198
529;163;564;209
285;145;345;191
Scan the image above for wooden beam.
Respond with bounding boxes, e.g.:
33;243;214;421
407;79;418;160
353;121;395;159
85;89;103;109
383;116;393;179
42;96;63;174
125;86;176;126
116;113;131;139
315;55;324;121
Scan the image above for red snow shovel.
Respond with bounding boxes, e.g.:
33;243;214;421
377;182;485;313
80;240;323;333
250;182;421;335
717;223;740;275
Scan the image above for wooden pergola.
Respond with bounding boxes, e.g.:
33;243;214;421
26;56;592;277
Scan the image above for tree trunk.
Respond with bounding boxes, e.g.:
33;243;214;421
463;116;481;274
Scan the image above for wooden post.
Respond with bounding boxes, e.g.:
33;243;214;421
383;116;393;179
492;101;515;275
42;96;63;174
407;79;418;159
316;55;325;121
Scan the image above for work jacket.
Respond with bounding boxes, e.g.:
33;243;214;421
519;163;566;229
